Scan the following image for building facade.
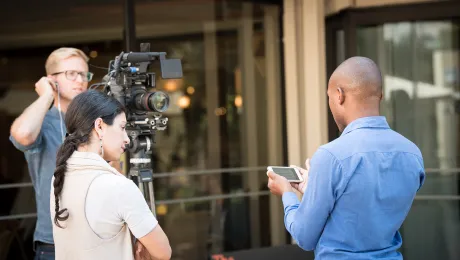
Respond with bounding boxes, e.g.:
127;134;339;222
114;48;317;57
0;0;458;259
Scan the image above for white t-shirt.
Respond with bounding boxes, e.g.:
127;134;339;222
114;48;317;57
85;174;158;239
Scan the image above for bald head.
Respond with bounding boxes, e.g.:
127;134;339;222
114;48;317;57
328;56;383;132
329;56;382;101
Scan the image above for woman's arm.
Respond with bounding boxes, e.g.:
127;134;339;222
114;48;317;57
117;179;172;260
136;225;171;260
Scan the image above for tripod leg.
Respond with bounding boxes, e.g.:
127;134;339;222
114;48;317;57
148;182;156;216
138;181;145;198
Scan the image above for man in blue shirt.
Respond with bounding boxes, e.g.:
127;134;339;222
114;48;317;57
10;48;92;260
267;56;425;259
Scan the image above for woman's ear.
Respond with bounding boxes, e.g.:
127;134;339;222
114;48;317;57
94;118;105;139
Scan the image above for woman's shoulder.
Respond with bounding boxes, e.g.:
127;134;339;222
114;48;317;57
87;173;147;216
91;173;134;188
88;173;140;199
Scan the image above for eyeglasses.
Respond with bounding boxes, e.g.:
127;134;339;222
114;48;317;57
52;70;94;82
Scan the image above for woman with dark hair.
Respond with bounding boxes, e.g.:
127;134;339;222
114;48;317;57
50;90;171;260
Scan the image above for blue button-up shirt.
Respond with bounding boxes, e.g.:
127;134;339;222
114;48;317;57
10;106;66;245
282;116;425;259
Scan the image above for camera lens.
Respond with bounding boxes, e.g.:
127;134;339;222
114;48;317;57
149;91;169;112
136;91;169;112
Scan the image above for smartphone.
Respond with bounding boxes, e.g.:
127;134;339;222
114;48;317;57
267;166;303;183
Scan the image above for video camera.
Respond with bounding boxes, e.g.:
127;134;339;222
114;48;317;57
91;43;183;213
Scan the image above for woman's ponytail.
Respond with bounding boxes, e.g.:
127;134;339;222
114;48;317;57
53;134;89;228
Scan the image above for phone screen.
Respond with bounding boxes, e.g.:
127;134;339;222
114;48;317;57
271;167;300;181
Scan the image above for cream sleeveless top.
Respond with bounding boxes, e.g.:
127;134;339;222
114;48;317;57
50;151;135;260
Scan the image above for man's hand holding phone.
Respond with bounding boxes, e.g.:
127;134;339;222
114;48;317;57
290;158;310;194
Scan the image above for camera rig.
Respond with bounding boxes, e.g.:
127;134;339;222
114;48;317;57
91;43;183;214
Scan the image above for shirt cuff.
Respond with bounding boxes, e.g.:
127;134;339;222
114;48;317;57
282;191;300;209
9;134;42;153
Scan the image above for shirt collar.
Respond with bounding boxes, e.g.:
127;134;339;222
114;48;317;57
341;116;389;136
48;106;65;119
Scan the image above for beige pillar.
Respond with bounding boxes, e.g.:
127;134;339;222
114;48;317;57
283;0;329;243
284;0;328;166
302;0;329;157
283;0;303;167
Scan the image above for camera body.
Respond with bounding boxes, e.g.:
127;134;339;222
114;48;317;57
98;43;183;154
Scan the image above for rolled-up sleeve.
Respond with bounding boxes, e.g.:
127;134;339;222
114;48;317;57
9;131;43;153
282;148;343;250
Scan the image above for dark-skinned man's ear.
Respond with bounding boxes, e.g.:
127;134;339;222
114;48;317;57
337;87;344;105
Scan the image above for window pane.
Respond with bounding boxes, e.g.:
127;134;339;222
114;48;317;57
357;20;460;259
401;200;460;259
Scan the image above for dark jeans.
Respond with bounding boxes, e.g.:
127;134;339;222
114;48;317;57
34;243;55;260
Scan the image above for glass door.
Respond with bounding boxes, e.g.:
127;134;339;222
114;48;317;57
357;20;460;260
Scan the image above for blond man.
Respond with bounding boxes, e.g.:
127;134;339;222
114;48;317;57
10;47;92;259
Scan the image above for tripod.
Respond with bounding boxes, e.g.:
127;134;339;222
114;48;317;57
125;113;168;217
129;149;156;216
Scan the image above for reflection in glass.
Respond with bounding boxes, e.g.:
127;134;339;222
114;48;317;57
357;21;460;259
0;1;283;259
132;2;283;258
